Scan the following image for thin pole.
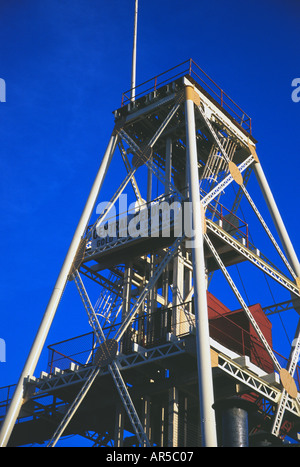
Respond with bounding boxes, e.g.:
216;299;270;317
184;86;217;447
0;133;118;447
131;0;138;102
165;138;172;194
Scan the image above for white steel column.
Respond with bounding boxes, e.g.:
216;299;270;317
254;158;300;436
185;86;217;447
253;162;300;277
0;133;118;447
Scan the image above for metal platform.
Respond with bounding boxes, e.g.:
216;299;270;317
1;329;300;446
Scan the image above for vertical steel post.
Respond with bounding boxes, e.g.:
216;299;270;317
165;138;172;194
147;156;153;202
253;162;300;277
0;133;118;447
184;86;217;447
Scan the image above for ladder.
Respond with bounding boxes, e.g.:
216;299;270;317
66;270;150;447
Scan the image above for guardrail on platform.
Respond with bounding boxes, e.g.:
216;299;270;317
121;58;252;134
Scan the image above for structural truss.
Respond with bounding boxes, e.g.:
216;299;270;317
1;59;300;447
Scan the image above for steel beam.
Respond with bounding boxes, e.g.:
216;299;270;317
253;161;300;278
204;233;281;373
185;86;217;447
0;132;118;448
206;219;300;297
241;184;296;280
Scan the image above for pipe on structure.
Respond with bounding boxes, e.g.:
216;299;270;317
0;133;119;448
184;86;217;447
213;397;255;447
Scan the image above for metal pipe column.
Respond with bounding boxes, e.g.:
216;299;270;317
213;397;255;447
184;86;217;447
253;161;300;277
0;133;118;447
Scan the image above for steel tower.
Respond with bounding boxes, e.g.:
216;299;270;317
1;58;300;447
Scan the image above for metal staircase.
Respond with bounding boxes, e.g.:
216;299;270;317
47;269;151;447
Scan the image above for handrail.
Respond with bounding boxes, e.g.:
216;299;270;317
45;300;285;380
121;58;252;134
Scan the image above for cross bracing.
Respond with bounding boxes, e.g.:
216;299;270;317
1;61;300;447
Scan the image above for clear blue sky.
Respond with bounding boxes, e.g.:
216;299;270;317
0;0;299;445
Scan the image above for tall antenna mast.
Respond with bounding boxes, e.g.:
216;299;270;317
130;0;138;102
